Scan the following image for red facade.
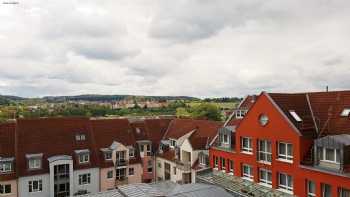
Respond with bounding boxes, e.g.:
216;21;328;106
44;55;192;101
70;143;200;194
210;92;350;197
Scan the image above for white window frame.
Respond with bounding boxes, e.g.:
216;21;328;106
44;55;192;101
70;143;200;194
170;139;176;148
278;142;293;162
104;152;112;161
241;137;252;153
221;133;229;145
129;148;135;158
79;153;90;164
214;156;218;168
28;180;42;193
307;180;316;197
28;158;41;170
199;154;207;166
339;187;350;197
221;157;226;170
229;160;234;174
78;174;91;185
278;173;293;193
340;108;350;117
242;164;253;181
0;184;11;194
320;148;340;164
259;168;272;187
258;140;272;163
75;134;86;141
0;162;12;173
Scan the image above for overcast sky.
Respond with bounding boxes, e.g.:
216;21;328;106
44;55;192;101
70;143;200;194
0;0;349;98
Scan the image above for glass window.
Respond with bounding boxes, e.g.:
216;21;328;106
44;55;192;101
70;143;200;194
322;183;332;197
214;156;218;168
28;180;42;193
259;168;272;186
107;170;113;179
173;167;176;175
339;187;350;197
0;162;12;173
242;164;253;181
278;142;293;161
279;173;293;192
78;174;91;185
0;184;11;194
29;158;41;169
104;152;112;160
170;139;176;147
241;137;252;153
221;157;226;170
79;153;90;164
307;180;316;197
259;140;272;163
75;134;86;141
129;149;135;158
129;167;134;176
320;148;340;163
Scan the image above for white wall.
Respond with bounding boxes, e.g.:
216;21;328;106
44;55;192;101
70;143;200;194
156;157;182;183
18;174;50;197
73;168;99;195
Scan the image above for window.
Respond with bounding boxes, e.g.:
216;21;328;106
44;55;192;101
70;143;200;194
199;154;207;166
339;187;350;197
79;174;91;185
221;133;229;144
307;180;316;197
79;153;90;164
242;164;253;181
289;110;302;122
107;170;113;179
259;169;272;186
278;142;293;161
129;167;134;176
146;144;151;156
241;137;252;153
259;114;269;126
229;160;234;173
0;184;11;194
236;110;247;118
173;167;176;175
340;108;350;117
170;139;176;148
158;162;162;168
220;157;226;170
0;162;12;173
258;140;272;163
129;148;135;158
214;156;218;168
28;180;42;193
28;158;41;169
104;152;112;161
147;167;152;173
140;145;144;152
279;173;293;193
75;134;86;141
319;147;340;163
322;183;332;197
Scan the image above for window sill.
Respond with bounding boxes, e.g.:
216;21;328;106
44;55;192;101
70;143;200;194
277;188;293;195
258;160;271;165
320;160;340;164
0;193;13;196
242;177;253;182
276;158;293;164
241;151;253;155
258;182;272;188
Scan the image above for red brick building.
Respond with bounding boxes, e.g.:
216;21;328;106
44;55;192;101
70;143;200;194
210;91;350;197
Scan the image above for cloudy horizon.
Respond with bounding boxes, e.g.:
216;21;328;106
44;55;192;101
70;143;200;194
0;0;349;98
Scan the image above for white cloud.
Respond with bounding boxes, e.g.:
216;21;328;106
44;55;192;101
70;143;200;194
0;0;349;97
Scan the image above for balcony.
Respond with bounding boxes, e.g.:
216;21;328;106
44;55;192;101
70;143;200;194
116;159;128;167
175;159;191;172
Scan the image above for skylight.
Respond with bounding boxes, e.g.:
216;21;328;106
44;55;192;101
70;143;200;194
340;108;350;117
289;110;302;122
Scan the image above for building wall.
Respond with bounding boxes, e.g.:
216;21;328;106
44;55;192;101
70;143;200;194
0;179;18;197
73;168;99;195
18;174;50;197
141;156;154;181
210;93;350;197
128;164;142;184
156;157;181;183
100;167;115;191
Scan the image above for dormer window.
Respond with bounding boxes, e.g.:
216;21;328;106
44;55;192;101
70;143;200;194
129;148;135;158
0;161;12;173
26;153;43;170
236;110;247;119
75;149;90;164
340;108;350;117
104;152;112;161
318;147;340;164
75;133;86;141
170;139;176;148
289;110;302;122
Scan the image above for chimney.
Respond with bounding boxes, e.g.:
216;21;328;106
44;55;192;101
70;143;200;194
326;86;329;92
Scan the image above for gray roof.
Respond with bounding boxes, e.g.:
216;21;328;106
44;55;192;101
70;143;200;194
82;182;234;197
320;134;350;146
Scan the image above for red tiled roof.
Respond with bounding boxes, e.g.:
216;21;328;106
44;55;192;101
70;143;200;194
144;119;172;150
0;122;16;181
165;119;222;150
157;149;175;161
16;117;99;177
238;95;257;110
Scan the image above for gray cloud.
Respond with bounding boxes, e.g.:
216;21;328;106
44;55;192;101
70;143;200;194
0;0;350;98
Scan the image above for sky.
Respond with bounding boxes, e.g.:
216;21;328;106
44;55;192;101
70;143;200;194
0;0;349;98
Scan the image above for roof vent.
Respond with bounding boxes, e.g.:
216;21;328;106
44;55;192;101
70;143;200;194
340;108;350;117
289;110;302;122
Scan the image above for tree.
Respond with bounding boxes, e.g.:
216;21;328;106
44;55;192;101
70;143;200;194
191;103;222;121
176;107;191;118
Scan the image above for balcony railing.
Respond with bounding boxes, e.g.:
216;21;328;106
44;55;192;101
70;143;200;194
116;159;128;167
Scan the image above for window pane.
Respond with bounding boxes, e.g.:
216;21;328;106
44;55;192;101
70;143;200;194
326;149;335;161
279;143;286;155
287;144;293;156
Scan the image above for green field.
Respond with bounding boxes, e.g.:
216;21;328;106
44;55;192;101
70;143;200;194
186;102;238;109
